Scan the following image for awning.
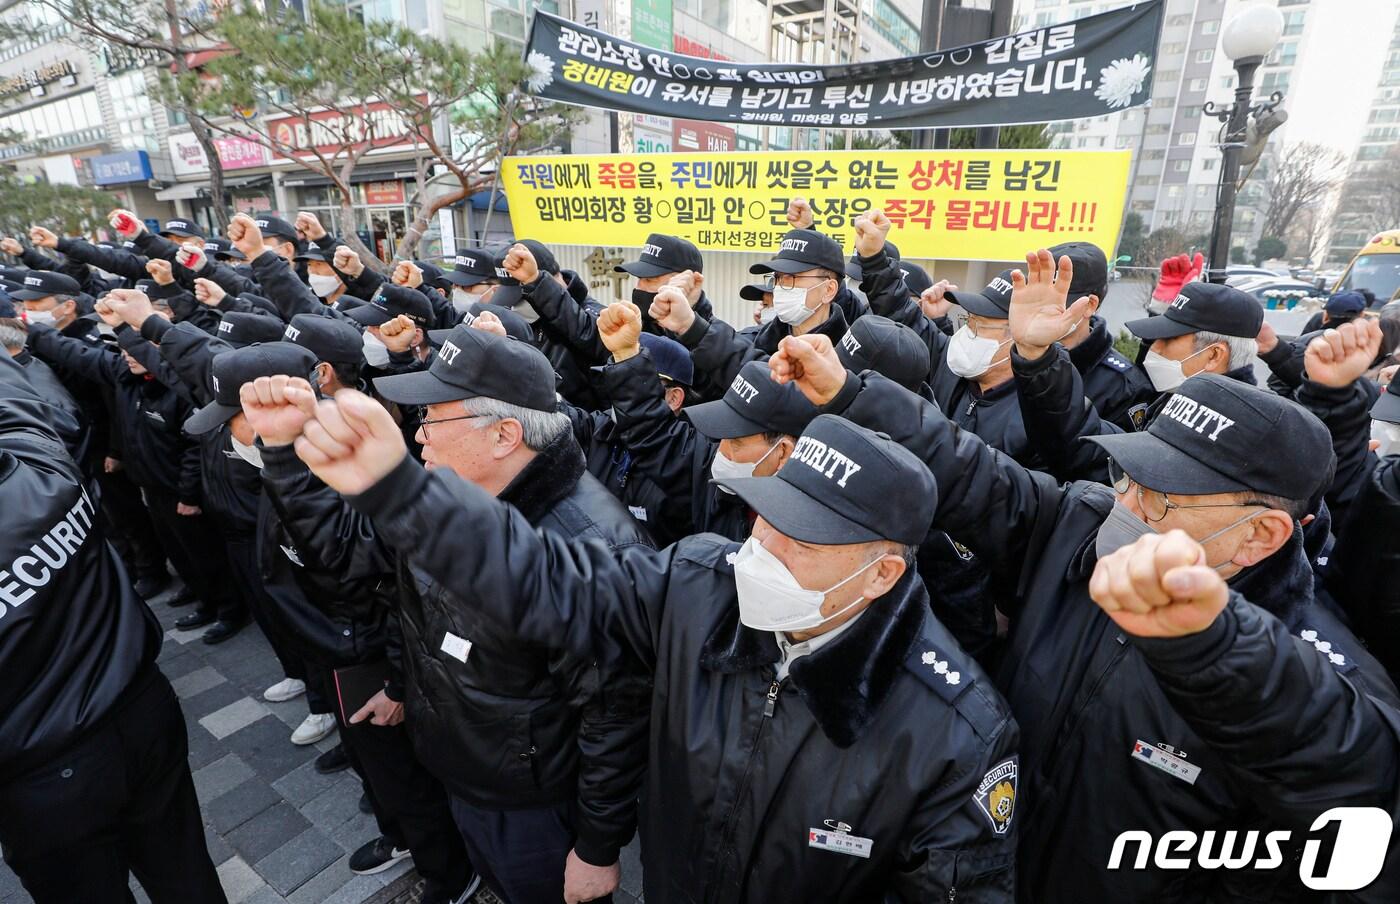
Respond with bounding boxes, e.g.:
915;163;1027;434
155;183;205;201
281;163;420;189
468;190;508;212
225;174;271;191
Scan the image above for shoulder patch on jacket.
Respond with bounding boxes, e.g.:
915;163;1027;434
905;643;974;705
1298;627;1359;676
1128;402;1151;431
973;757;1018;835
1101;352;1132;373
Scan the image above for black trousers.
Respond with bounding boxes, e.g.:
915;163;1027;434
449;795;611;904
142;486;244;623
223;532;308;684
309;666;472;897
0;670;226;904
97;468;166;580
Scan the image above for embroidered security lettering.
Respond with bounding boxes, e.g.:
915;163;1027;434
438;342;463;365
1159;395;1235;441
729;372;760;404
789;435;862;488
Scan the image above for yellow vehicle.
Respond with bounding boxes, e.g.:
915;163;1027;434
1334;230;1400;305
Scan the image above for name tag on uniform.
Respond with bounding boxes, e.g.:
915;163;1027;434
628;505;648;522
440;632;472;663
808;827;873;859
1131;739;1201;785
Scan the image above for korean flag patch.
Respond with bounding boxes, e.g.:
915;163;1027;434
973;757;1018;835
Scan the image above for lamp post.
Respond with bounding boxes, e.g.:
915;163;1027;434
1204;4;1286;284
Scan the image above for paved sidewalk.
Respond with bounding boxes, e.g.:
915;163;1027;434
0;583;643;904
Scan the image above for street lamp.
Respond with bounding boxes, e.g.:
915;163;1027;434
1204;4;1286;283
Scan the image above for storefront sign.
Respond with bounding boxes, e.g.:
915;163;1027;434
503;148;1131;262
0;60;78;100
169;132;271;176
364;181;405;205
672;120;734;152
91;150;153;185
265;100;426;160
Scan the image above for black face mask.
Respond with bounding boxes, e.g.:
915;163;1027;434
632;289;662;334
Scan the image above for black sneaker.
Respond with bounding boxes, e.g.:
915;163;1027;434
348;836;411;875
422;872;482;904
133;573;170;599
175;610;216;631
314;743;351;775
168;585;197;608
201;619;247;645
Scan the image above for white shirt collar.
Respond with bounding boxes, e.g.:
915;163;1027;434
774;610;864;682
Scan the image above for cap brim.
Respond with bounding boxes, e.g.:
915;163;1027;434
946;290;1005;319
683;399;767;439
442;271;489;287
739;284;767;302
1371;389;1400;423
749;258;814;276
844;261;863;281
1125;314;1196;340
348;305;392;326
372;370;475;405
615;260;672;278
1087;431;1249;495
716;475;883;545
183;401;241;436
491;284;523;306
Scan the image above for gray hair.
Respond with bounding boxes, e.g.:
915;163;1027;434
0;322;26;351
1193;330;1257;371
461;396;570;452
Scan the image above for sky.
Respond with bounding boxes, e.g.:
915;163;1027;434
1283;0;1398;156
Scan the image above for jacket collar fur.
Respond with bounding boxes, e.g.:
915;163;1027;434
497;429;587;526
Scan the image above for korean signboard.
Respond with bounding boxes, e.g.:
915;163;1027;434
169;132;270;177
523;1;1163;129
91;150;153;186
502;149;1132;262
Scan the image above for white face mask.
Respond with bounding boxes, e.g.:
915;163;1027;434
733;536;881;632
452;288;476;314
711;441;781;493
1142;346;1211;393
1373;419;1400;457
362;330;390;367
773;284;821;326
945;325;1010;379
757;304;778;326
25;308;56;328
308;273;341;298
230;434;263;469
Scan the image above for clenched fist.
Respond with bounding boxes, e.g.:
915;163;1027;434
94;299;124;329
391;260;423;289
176;242;207;272
378;314;418;354
145;258;174;286
28;226;58;249
295;211;326;242
294;389;408;496
648;285;694;335
1305;318;1384;389
852;209;892;259
1089;529;1228;637
502;242;538;286
103;288;156;330
239;375;319;447
1;237;22;256
194;278;225;307
469;310;507;338
108;208;143;239
598;302;642;361
226;213;263;261
786;197;815;230
918;280;957;321
333;245;364;278
769;334;846;406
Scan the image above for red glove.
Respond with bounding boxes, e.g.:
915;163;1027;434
1152;252;1205;303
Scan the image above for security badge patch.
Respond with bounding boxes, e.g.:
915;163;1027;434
973;758;1018;834
1128;402;1151;431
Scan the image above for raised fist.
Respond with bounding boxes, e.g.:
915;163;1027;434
145;258;174;286
295;211;326;242
239;375;319;448
1305;318;1384;389
294;389;408;496
103;288;156;329
769;334;846;406
852;210;892;259
1089;529;1228;638
175;242;207;272
918;280;957;321
598;301;642;360
786;197;815;230
378;313;417;354
108;209;143;239
469;310;508;338
503;242;539;286
333;245;364;278
1256;320;1279;356
28;226;58;249
1;237;22;256
94;299;124;329
226;213;263;261
194;278;225;307
391;260;423;289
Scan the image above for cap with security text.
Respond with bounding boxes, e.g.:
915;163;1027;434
684;360;818;440
184;342;318;435
374;325;556;411
616;233;705;278
443;249;496;288
162;219;205;239
348;284;434;327
215;312;286;348
1088;373;1332;499
254;216;299;244
12;270;81;301
718;414;937;546
1125;282;1262;341
947;270;1015;319
750;229;845;278
836;315;930;393
283;313;363;365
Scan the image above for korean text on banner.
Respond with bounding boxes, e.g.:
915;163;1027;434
501;149;1132;262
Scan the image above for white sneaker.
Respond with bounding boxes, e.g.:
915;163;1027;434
291;712;337;746
264;677;306;703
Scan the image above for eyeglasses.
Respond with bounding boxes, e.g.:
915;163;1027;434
1107;459;1266;523
416;409;497;440
951;311;1010;338
763;274;832;291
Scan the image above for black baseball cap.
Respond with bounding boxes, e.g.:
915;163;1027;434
429;302;534;344
1326;291;1366;318
375;324;556;411
717;414;937;546
836;316;930;393
1050;241;1108;301
254;216;299;244
898;262;933;299
616;234;705;278
684;360;817;439
204;237;246;261
295;248;331;263
739;282;771;302
184;342;318;435
215;312;286;347
348;284;434;327
640;332;693;386
1371;378;1400;424
12;270;81;301
239;293;281;318
845;239;900;281
443;248;496;288
1088;373;1332;499
415;260;448;290
1126;282;1263;340
162;218;204;239
283;313;362;365
510;239;559;277
947;270;1015;319
486;243;526;306
750;229;845;277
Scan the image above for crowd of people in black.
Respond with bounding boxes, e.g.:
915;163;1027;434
0;197;1397;904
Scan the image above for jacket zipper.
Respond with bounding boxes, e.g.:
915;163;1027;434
711;676;783;902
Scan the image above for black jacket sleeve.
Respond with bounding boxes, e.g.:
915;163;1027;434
1011;346;1119;483
1327;457;1400;676
1262;337;1307;396
676;314;765;391
860;249;947;359
522;274;609;366
115;325;193;404
251;251;361;328
343;265;386;301
1295;377;1378;531
26;325;124;386
142;315;233;404
572;664;648;866
55;237;150;284
192;256;261;299
148;280;221;335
